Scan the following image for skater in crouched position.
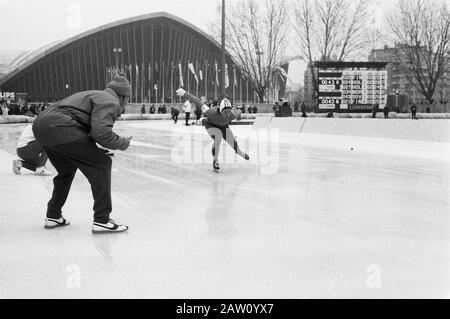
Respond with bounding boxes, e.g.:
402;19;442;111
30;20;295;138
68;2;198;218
176;88;249;170
32;73;132;233
13;124;52;176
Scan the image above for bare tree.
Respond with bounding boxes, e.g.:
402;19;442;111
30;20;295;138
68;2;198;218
291;0;371;108
387;0;450;104
212;0;289;103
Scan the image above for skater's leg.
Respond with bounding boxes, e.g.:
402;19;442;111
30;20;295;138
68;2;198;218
51;138;112;224
206;127;224;162
224;128;248;159
43;146;77;219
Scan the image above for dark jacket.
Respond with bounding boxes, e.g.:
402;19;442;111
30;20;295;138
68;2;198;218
32;88;128;150
204;107;240;129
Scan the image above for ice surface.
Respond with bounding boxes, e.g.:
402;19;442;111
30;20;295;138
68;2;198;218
0;121;449;298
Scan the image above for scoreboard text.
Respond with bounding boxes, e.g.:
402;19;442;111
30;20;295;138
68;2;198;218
318;69;387;111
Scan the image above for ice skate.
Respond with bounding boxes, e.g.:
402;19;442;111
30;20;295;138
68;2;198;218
45;217;70;229
213;160;220;171
92;219;129;234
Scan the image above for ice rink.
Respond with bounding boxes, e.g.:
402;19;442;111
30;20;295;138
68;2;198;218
0;120;449;299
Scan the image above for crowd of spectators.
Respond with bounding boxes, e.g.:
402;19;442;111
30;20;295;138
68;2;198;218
1;102;49;117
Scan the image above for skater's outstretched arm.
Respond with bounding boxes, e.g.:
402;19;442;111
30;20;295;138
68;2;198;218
176;88;209;113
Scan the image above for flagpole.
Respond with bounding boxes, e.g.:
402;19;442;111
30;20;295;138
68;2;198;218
215;61;218;99
196;61;199;98
129;65;133;103
161;61;166;104
148;62;152;103
240;74;242;105
220;0;226;98
187;61;190;94
246;79;249;104
233;65;236;105
171;63;174;106
205;60;208;100
141;62;144;104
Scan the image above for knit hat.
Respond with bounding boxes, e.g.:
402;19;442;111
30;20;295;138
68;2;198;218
106;73;132;97
219;98;232;113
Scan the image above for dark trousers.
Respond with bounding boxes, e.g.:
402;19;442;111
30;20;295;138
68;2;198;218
172;113;179;123
17;141;48;172
42;138;112;223
185;112;191;125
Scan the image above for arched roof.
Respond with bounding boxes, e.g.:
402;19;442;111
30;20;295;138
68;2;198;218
0;11;235;86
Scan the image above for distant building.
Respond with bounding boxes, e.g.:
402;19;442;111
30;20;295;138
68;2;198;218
370;44;450;112
0;12;253;104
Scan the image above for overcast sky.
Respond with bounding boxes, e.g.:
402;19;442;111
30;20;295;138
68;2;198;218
0;0;397;52
0;0;400;85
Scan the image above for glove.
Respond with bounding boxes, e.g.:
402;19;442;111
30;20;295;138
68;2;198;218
121;136;132;151
201;104;210;113
176;88;186;97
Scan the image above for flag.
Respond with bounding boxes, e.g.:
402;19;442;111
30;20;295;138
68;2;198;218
233;65;237;87
178;63;184;87
199;70;203;81
225;64;229;88
135;63;139;99
276;66;288;83
215;62;219;87
188;62;199;84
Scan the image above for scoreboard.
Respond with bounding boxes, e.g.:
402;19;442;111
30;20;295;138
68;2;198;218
318;66;387;111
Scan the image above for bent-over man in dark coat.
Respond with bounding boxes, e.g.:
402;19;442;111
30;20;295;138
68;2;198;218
32;73;132;234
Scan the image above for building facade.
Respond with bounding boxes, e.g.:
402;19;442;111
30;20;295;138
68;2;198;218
370;44;450;112
0;12;254;104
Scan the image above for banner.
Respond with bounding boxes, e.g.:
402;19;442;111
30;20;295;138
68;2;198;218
178;63;184;88
215;62;219;87
225;64;229;88
188;62;199;84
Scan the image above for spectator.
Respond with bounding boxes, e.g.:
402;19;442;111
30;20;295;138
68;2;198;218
13;124;52;176
20;104;28;115
161;104;167;114
372;105;378;119
141;104;146;114
301;102;307;118
248;105;253;114
426;100;432;113
252;105;258;114
326;111;334;118
383;105;390;118
194;105;203;125
273;102;279;117
171;106;180;124
183;98;193;126
150;104;156;114
410;104;417;120
294;101;299;113
1;103;8;115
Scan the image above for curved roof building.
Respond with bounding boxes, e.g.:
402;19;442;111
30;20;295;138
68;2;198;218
0;12;251;103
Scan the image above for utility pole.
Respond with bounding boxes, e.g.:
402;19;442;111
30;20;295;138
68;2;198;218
220;0;226;99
